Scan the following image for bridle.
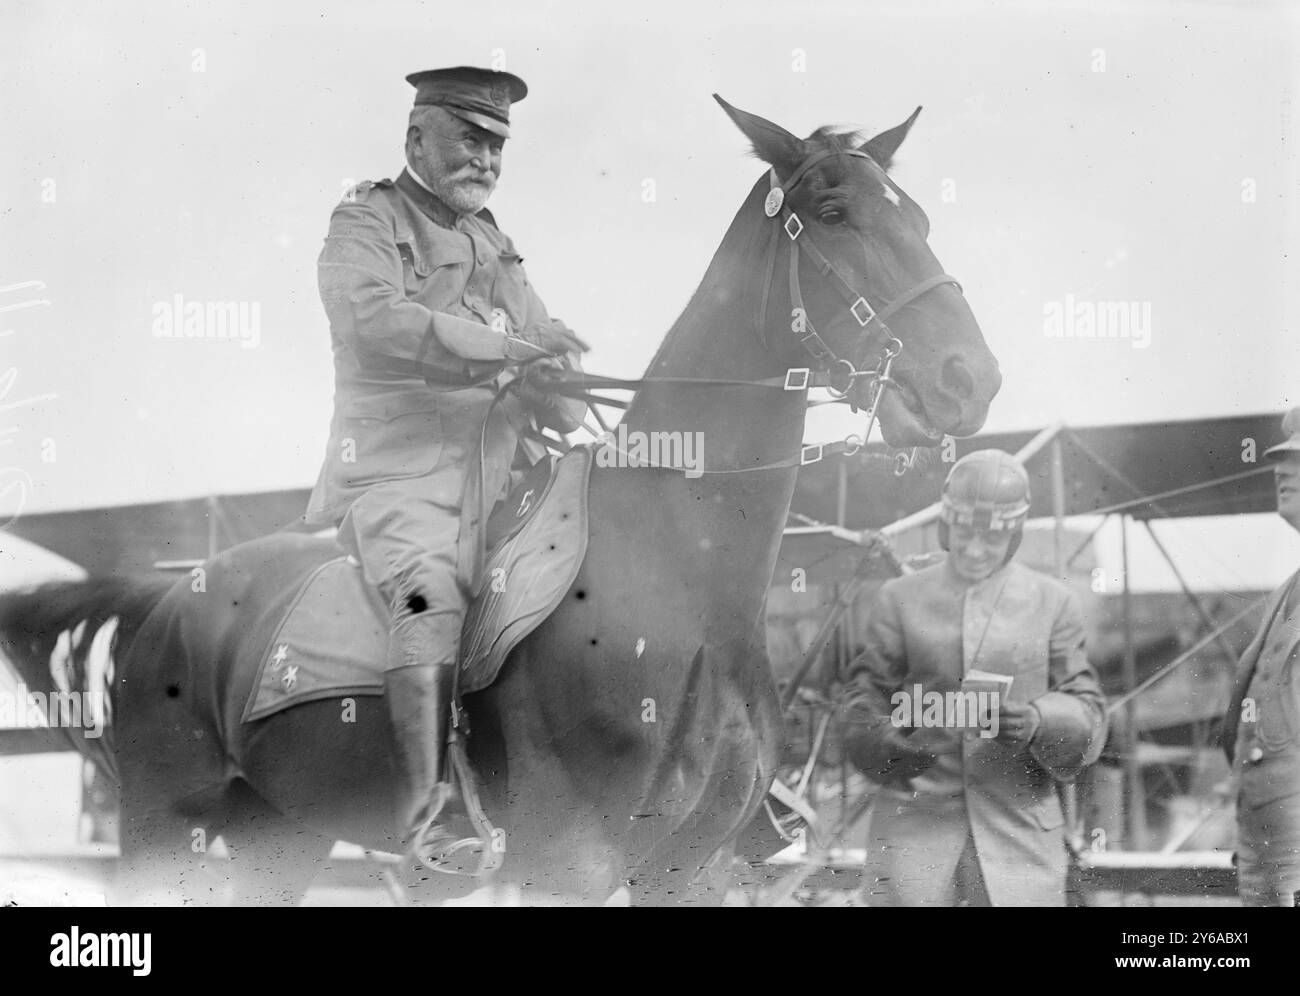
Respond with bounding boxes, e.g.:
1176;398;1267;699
477;145;968;476
755;146;962;428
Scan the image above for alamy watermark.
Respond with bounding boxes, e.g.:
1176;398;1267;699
891;683;1001;739
0;685;105;739
1042;294;1151;349
50;928;150;975
151;294;260;348
594;424;705;478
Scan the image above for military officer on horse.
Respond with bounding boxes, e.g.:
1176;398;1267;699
304;65;588;866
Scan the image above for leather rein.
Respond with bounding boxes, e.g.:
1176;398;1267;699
528;147;964;474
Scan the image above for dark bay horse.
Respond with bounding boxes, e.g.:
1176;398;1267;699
0;96;1000;905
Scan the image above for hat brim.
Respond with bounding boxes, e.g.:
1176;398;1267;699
1264;439;1300;460
404;67;527;103
442;105;511;140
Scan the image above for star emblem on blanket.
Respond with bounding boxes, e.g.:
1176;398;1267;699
269;643;298;691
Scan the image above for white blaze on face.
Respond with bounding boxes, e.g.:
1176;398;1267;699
864;157;901;209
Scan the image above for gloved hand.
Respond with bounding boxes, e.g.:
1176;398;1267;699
517;356;568;410
846;724;944;785
504;320;589;361
995;700;1041;748
524;355;567;389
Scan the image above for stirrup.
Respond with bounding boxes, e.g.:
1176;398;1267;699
407;783;497;877
412;822;487;876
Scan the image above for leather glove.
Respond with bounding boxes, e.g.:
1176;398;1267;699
517;356;568;410
505;320;589;361
524;355;567;389
846;724;942;785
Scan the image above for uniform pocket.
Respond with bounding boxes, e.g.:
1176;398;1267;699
340;388;446;487
395;238;433;279
492;249;533;332
395;234;472;303
1257;661;1300;751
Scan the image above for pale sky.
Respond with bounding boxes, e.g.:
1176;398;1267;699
2;0;1298;586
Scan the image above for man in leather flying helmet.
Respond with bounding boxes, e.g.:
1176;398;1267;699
841;450;1106;905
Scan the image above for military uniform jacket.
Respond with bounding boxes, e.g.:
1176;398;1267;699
1222;569;1300;807
306;169;584;527
844;560;1107;905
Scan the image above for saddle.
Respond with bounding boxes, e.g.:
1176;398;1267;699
242;445;594;724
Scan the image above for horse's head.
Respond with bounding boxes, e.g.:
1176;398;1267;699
715;96;1000;446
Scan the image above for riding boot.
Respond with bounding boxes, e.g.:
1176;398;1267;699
383;607;486;873
383;660;457;847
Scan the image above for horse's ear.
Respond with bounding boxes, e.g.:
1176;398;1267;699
859;106;922;171
713;94;804;176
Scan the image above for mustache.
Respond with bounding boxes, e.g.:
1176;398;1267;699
451;168;495;185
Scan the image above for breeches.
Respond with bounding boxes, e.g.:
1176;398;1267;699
1237;791;1300;906
338;478;469;667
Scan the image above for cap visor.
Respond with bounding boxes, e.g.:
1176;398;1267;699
443;106;511;139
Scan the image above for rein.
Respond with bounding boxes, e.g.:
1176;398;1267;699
525;146;963;475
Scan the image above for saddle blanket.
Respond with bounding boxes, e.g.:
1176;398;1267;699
243;445;593;723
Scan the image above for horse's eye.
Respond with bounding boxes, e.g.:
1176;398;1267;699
818;208;845;226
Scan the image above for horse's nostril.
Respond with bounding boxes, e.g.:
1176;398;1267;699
941;356;977;401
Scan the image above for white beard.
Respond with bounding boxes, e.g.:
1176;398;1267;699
434;176;493;215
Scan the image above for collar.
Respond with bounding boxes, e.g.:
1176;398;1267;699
947;558;1012;593
405;160;437;195
397;166;461;229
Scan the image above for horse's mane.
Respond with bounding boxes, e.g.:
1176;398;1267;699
798;126;867;155
639;127;867;380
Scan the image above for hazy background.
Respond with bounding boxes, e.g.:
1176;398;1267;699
2;0;1298;588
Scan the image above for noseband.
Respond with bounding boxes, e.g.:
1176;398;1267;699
756;147;962;405
499;147;969;477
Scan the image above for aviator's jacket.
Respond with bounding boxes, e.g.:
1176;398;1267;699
843;559;1107;905
305;169;585;527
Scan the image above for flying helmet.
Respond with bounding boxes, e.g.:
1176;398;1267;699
938;449;1031;562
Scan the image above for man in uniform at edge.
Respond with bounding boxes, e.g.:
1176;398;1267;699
304;66;588;865
1222;407;1300;906
840;450;1106;905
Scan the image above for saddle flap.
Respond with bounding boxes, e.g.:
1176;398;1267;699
459;446;594;693
242;446;594;723
484;452;558;552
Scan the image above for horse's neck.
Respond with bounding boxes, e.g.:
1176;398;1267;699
623;202;805;475
620;218;806;626
623;312;806;473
